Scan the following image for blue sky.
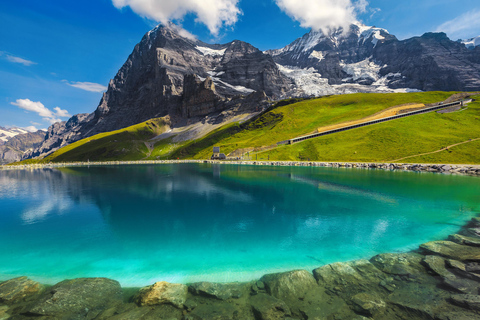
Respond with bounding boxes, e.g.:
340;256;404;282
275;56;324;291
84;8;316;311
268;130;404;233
1;0;480;131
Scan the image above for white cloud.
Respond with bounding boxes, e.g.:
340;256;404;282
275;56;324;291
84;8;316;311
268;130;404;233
23;126;39;132
111;0;241;36
436;9;480;40
0;52;36;66
10;99;71;124
64;81;108;92
53;107;70;118
274;0;369;34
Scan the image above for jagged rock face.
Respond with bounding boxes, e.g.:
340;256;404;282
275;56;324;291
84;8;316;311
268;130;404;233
376;33;480;91
24;114;90;159
86;25;291;137
182;75;220;118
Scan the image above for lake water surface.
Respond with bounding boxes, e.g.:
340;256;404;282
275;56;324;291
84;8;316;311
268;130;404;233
1;164;479;286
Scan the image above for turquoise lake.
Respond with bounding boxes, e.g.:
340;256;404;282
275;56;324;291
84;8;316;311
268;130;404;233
0;164;479;287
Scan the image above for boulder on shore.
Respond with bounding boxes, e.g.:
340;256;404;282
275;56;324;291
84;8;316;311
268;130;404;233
260;269;317;301
134;281;187;309
420;241;480;261
188;282;246;301
0;276;43;304
27;278;123;319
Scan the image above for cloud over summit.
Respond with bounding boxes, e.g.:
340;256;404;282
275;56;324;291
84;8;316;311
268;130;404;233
275;0;369;34
112;0;241;36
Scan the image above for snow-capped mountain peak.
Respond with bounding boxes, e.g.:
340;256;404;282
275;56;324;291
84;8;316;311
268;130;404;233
0;127;29;143
462;36;480;49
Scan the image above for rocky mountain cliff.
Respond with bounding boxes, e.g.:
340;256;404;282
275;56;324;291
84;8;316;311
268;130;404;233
25;23;480;160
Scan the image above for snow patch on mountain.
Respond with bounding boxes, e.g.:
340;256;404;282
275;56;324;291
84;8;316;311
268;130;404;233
196;46;226;57
205;71;254;94
277;64;335;96
462;36;480;49
309;50;325;61
277;63;421;97
341;58;383;82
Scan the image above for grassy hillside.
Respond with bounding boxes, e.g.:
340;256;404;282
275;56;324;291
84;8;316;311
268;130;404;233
256;94;480;164
168;91;474;161
15;91;480;165
30;117;169;163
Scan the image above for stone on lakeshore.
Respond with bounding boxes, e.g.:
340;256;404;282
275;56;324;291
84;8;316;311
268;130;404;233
370;253;425;277
134;281;187;309
446;260;480;281
186;301;252;320
469;217;480;227
443;277;480;294
0;276;43;304
448;234;480;247
260;269;316;301
436;312;480;320
420;241;480;261
350;292;386;317
188;282;246;301
465;262;480;273
28;278;122;319
313;260;385;295
103;306;151;320
450;294;480;311
250;293;291;320
422;255;455;280
461;228;480;238
0;305;9;320
388;281;447;319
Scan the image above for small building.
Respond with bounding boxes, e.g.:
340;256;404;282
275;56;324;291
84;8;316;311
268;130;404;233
211;146;226;160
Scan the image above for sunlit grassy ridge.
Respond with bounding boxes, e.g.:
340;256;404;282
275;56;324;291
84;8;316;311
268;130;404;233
32;117;169;163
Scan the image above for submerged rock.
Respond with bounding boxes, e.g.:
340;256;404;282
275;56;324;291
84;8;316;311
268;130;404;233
260;269;316;301
449;234;480;247
0;305;9;319
186;301;253;320
423;255;455;280
313;259;386;295
420;241;480;261
350;292;386;317
450;294;480;311
0;276;43;304
370;253;425;277
27;278;122;319
188;282;246;300
134;281;187;309
443;277;480;294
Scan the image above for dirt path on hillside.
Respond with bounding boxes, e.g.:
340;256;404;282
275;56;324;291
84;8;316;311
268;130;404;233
316;103;425;133
387;138;480;162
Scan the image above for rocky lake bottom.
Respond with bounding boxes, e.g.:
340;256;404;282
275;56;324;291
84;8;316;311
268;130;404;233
2;217;480;319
